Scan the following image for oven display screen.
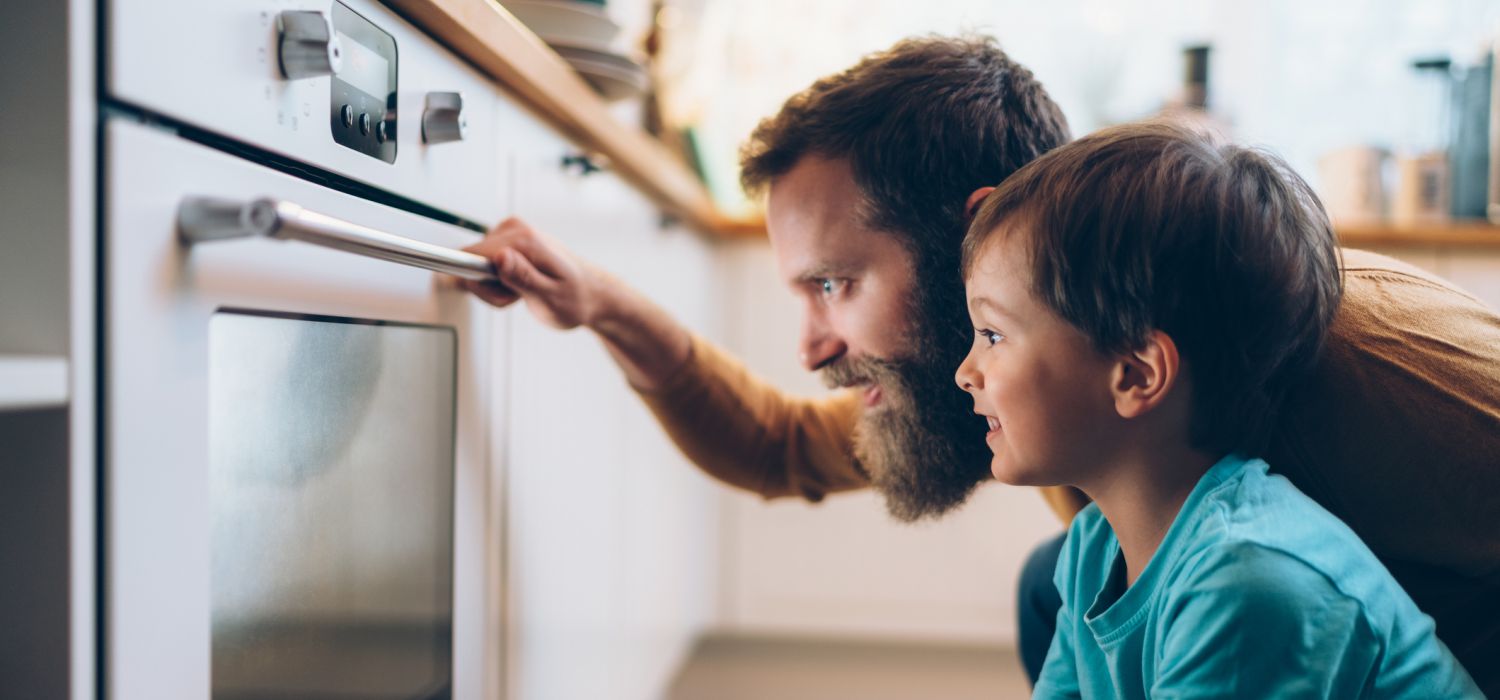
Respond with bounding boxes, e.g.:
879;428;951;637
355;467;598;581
209;311;455;699
330;1;397;163
337;30;389;100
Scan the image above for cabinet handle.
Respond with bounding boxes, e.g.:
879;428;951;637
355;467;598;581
560;152;608;176
176;196;498;282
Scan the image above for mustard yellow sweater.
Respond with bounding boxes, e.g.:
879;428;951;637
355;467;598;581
637;248;1500;693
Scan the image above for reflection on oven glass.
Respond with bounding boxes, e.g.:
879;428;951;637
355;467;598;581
209;311;456;700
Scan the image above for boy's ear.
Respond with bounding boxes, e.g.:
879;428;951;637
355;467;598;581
1111;331;1180;420
965;186;996;221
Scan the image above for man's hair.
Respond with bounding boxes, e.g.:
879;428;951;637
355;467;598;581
740;35;1072;343
962;119;1343;455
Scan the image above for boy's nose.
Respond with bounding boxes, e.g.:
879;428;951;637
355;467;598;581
955;352;982;392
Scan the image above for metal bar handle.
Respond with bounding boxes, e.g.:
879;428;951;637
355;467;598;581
176;196;498;282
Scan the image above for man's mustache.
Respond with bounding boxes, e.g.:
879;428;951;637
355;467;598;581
820;355;905;391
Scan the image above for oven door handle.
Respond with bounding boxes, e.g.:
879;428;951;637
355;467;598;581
176;196;498;282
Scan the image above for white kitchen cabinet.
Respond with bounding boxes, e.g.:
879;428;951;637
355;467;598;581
0;356;70;412
0;1;96;698
500;115;723;700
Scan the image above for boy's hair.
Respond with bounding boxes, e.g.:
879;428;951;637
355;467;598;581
961;120;1343;455
740;35;1072;344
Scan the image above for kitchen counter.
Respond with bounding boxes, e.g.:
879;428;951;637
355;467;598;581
1336;220;1500;249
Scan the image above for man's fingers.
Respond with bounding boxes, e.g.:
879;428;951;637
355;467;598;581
501;229;572;280
462;218;529;260
492;248;554;298
473;218;570;280
460;278;522;308
464;220;569;282
455;219;588;326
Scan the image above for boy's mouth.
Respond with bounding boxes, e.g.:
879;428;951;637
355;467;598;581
975;412;1001;439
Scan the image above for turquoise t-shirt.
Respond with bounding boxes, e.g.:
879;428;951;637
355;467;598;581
1033;454;1481;699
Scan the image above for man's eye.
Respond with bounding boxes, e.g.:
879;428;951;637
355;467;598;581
819;279;847;296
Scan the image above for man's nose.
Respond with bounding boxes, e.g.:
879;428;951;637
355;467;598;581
799;316;847;371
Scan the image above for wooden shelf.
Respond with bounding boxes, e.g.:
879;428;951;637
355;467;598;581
387;0;744;239
1336;220;1500;249
0;355;68;412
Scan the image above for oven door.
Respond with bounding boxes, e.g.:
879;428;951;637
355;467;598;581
104;119;501;700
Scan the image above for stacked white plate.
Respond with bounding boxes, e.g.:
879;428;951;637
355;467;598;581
504;0;649;102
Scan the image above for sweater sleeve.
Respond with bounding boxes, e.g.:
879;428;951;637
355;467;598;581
633;333;870;501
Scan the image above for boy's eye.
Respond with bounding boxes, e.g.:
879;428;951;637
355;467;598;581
976;329;1004;346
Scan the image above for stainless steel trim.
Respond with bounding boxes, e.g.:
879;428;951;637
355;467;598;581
176;196;497;282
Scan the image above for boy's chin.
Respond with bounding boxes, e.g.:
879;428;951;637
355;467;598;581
989;455;1061;488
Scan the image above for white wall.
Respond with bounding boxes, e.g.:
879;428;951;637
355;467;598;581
660;0;1500;216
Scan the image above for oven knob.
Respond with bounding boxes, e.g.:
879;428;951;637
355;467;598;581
422;92;467;144
277;11;343;80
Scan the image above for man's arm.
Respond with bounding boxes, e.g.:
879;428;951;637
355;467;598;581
634;333;868;500
456;218;691;390
457;218;869;499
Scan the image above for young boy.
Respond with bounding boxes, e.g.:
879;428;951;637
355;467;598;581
954;121;1482;698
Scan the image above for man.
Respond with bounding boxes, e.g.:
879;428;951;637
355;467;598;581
459;36;1500;693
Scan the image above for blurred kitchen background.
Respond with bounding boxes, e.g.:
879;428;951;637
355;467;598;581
504;0;1500;698
6;0;1499;698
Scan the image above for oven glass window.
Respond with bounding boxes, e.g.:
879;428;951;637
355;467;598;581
209;310;455;700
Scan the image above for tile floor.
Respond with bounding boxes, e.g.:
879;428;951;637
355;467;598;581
666;633;1032;700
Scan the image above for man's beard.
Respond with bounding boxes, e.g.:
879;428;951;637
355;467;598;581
821;302;993;522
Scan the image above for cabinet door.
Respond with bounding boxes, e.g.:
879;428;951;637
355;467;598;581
501;119;720;700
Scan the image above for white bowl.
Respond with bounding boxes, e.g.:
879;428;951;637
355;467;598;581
503;0;621;47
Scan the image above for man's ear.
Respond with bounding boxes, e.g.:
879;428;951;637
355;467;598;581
965;186;996;221
1112;331;1181;420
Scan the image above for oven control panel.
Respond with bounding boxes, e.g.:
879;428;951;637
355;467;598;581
109;0;509;224
274;3;397;162
326;1;397;162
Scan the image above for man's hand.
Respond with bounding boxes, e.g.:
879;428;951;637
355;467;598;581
458;217;602;330
453;216;692;391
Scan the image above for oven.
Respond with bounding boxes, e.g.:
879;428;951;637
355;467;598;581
103;1;509;698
